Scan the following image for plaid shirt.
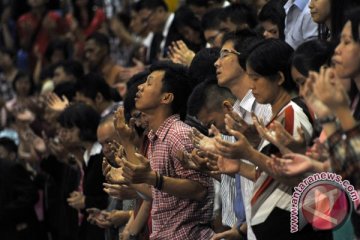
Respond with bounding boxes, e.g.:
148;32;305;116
0;73;14;102
147;115;214;240
328;123;360;190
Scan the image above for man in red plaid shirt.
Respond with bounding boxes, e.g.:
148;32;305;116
121;61;214;240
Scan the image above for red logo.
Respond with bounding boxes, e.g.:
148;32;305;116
301;183;349;230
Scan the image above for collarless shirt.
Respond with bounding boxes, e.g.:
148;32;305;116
147;114;214;240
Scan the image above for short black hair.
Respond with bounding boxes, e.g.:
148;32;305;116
45;39;72;62
0;137;18;155
221;29;261;66
219;4;258;29
246;39;296;93
54;82;77;101
56;60;84;81
124;72;148;123
258;0;286;40
149;61;192;120
12;71;35;96
187;79;235;117
77;73;113;101
188;47;220;87
346;7;360;42
292;40;334;77
57;103;100;142
186;0;209;7
141;0;168;11
87;32;111;54
201;8;222;31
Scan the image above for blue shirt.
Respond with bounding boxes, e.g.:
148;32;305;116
284;0;318;49
235;174;246;227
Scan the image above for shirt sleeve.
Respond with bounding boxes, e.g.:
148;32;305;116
170;128;212;187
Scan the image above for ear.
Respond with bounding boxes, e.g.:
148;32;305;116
161;92;174;105
277;72;285;86
222;100;233;114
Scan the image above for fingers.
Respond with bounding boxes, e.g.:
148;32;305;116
209;124;220;137
134;153;149;165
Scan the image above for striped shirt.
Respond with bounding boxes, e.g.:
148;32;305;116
232;90;272;240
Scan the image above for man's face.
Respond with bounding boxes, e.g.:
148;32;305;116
85;39;107;69
53;66;70;85
58;126;81;147
197;108;226;134
74;92;95;107
135;70;166;113
97;122;117;160
214;41;244;88
138;8;164;32
204;29;223;47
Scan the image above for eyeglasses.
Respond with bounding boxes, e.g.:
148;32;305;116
219;49;241;59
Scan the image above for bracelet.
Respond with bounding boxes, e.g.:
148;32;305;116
155;173;164;190
316;115;336;125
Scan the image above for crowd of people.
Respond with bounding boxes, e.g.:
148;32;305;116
0;0;360;240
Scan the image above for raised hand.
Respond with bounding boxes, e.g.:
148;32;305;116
253;115;302;155
103;156;127;184
225;111;261;147
303;72;332;118
121;153;152;184
268;153;322;177
206;151;241;175
67;191;85;210
46;92;69;112
313;66;350;110
215;123;254;160
305;138;329;162
113;107;138;145
103;183;137;199
176;150;199;171
168;40;195;66
190;127;215;153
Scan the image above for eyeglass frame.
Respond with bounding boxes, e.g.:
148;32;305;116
219;49;241;59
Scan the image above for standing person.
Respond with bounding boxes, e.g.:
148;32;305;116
58;103;108;240
283;0;318;49
120;61;214;239
0;137;42;240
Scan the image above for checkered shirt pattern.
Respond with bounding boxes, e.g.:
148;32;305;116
147;115;214;240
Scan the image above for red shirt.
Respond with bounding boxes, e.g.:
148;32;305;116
147;115;214;240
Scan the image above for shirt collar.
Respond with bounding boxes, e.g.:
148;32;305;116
162;13;175;38
285;0;308;10
148;114;180;142
83;142;102;165
233;90;256;116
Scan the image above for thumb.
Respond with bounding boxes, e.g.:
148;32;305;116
209;124;220;137
135;153;149;165
211;231;230;240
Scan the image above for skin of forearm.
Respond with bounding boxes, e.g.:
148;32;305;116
130;183;152;200
127;200;151;235
122;141;141;164
237;161;256;182
146;171;207;201
247;149;303;186
334;107;357;131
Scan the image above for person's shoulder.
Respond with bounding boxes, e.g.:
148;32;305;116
166;119;191;139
